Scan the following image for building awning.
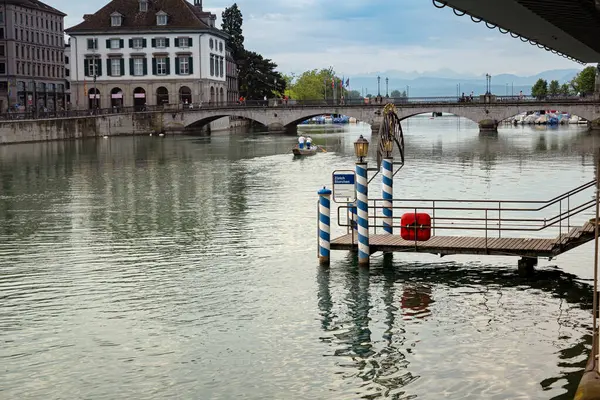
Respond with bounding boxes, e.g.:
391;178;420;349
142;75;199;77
434;0;600;63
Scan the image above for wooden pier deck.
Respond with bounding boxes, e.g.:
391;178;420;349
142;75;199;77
331;221;597;258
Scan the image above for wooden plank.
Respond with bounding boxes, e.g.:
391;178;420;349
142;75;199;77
567;228;583;239
503;238;521;250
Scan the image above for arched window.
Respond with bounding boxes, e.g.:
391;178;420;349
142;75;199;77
179;86;192;104
156;86;169;105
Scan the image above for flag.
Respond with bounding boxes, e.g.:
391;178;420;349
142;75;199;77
331;77;335;88
340;77;344;88
346;78;350;87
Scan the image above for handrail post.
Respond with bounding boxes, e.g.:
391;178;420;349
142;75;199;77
485;209;488;251
559;199;562;238
432;200;436;236
498;201;501;238
567;195;570;230
414;208;418;250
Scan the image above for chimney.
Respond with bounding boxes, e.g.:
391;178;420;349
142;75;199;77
194;0;202;9
83;14;93;21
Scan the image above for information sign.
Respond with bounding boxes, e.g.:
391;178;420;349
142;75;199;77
332;171;356;203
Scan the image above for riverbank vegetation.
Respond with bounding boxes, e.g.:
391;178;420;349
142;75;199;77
531;66;596;99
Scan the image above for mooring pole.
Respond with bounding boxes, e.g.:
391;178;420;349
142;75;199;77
382;157;394;234
318;187;332;266
350;201;358;246
356;162;370;266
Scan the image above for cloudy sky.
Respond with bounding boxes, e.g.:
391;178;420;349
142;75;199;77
57;0;585;77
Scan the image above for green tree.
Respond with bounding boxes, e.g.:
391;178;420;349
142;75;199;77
222;4;286;100
531;79;548;99
390;89;401;98
284;68;348;100
571;66;596;94
347;90;362;99
238;51;285;100
221;4;244;61
548;80;560;96
560;83;571;96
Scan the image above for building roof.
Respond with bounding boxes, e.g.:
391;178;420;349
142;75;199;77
65;0;223;35
5;0;66;17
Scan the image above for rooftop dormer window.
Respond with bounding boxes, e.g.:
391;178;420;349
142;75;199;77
110;12;122;27
139;0;148;12
156;11;167;26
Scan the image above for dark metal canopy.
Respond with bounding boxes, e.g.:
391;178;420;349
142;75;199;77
433;0;600;64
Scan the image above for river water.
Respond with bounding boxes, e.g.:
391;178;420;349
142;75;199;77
1;116;599;399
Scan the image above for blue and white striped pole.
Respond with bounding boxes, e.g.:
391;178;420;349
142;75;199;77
382;158;394;234
356;162;370;265
318;187;332;266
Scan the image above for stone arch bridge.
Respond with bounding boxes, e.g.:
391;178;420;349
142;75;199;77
162;100;600;133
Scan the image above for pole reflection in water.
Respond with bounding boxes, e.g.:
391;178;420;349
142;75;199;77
317;258;594;399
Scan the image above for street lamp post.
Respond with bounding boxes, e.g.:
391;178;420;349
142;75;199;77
385;77;389;97
353;135;370;266
406;85;410;100
377;76;381;97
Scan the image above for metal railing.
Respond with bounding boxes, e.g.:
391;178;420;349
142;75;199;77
337;180;597;247
2;95;598;121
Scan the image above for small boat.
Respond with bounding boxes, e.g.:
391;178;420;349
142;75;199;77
292;145;318;156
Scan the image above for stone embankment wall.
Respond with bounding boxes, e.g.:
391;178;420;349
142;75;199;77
0;114;246;145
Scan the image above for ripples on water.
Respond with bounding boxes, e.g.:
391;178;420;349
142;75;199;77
0;117;598;399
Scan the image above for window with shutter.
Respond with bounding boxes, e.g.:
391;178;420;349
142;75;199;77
175;58;179;75
151;39;156;48
165;57;170;75
174;38;179;47
129;59;134;75
142;58;147;75
120;59;125;75
188;38;193;46
188;57;193;74
84;59;89;76
152;58;157;75
142;39;147;48
96;59;102;76
120;39;124;48
106;39;111;49
106;59;111;76
129;39;133;48
165;38;170;47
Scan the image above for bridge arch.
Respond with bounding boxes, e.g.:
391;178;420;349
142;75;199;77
180;108;273;130
283;112;374;127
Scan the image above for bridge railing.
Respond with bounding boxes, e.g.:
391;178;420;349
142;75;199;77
337;179;596;243
1;95;597;121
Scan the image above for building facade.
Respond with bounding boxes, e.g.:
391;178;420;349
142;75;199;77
0;0;67;113
225;46;238;104
65;0;230;110
64;41;71;106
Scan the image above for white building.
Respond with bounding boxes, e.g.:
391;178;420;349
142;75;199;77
65;0;229;110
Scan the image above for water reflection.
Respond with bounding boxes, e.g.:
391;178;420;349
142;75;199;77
1;119;598;399
317;260;592;399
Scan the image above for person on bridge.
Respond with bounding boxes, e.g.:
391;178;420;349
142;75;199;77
306;136;313;149
298;135;306;149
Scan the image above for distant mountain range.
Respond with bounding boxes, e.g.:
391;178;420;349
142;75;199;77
346;69;582;98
